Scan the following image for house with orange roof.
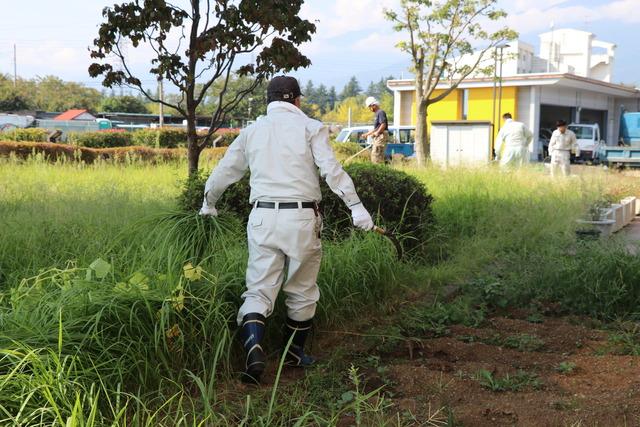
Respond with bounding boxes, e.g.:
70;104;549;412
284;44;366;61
54;109;96;121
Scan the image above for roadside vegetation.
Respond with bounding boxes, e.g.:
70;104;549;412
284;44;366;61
2;155;640;425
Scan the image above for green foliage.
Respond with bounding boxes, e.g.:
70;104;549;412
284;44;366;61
198;76;268;123
320;163;434;248
340;76;362;100
330;141;367;159
100;95;150;113
400;297;486;337
501;334;545;352
1;128;49;142
556;361;577;374
132;128;188;148
0;74;103;112
68;130;133;148
214;130;240;147
0;92;30;111
179;163;434;252
475;369;542;392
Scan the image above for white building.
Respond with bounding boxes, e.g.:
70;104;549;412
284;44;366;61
388;28;638;158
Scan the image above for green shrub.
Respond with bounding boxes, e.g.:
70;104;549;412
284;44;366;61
214;129;240;147
68;130;133;148
1;128;49;142
320;163;434;248
132;128;188;148
180;163;434;251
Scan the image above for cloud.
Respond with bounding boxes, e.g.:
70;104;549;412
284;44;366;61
502;0;640;36
351;32;402;53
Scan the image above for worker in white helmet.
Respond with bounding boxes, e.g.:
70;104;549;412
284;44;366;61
549;119;580;177
199;76;374;384
362;97;388;164
495;113;533;168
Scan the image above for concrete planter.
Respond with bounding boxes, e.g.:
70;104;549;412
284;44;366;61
609;203;624;232
576;208;616;238
620;197;636;225
576;219;616;237
636;196;640;216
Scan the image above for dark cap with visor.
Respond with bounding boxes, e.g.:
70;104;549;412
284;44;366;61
267;76;303;103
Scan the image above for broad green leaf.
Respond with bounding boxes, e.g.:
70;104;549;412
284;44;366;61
129;271;149;287
89;258;112;279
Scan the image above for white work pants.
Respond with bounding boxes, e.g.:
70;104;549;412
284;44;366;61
550;150;571;177
237;204;322;325
499;146;529;168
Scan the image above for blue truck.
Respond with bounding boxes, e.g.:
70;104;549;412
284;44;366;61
596;111;640;167
335;125;415;158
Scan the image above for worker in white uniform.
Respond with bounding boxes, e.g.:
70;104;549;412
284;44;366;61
495;113;533;168
199;76;374;384
548;119;580;177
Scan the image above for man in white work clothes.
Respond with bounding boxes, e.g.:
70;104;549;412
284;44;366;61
199;76;374;384
548;119;580;177
495;113;533;168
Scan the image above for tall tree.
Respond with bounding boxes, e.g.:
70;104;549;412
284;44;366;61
100;95;150;113
340;76;362;100
327;86;337;111
386;0;516;166
89;0;315;175
315;84;329;114
303;80;316;104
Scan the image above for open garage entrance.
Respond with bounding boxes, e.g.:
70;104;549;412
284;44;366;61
579;108;607;140
540;105;574;134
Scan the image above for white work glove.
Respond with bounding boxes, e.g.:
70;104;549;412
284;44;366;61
350;203;374;231
199;200;218;217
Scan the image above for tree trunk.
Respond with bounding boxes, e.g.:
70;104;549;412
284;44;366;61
186;115;201;177
415;99;429;167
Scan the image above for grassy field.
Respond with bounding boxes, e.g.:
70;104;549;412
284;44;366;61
2;156;640;425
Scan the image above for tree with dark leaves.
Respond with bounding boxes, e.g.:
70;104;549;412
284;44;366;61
89;0;316;175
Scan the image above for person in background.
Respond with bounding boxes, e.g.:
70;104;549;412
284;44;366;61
495;113;533;168
199;76;374;384
549;119;580;177
362;97;388;164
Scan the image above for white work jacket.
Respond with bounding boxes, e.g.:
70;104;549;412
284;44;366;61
203;101;361;208
496;119;533;152
549;129;579;154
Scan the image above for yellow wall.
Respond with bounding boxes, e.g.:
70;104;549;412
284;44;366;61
466;87;518;140
415;86;519;142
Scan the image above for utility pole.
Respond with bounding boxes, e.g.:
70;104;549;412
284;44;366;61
498;46;507;123
13;44;17;87
491;49;498;156
157;76;164;128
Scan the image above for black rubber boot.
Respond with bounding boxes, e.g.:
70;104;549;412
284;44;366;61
283;318;316;367
240;313;266;384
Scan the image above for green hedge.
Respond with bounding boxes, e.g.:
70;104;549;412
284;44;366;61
0;141;227;164
131;128;187;148
214;130;240;147
180;163;434;252
1;128;49;142
68;131;133;148
130;128;240;148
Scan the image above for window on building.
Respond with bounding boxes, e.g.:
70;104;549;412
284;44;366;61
461;89;470;120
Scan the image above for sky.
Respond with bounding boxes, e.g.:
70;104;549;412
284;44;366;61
0;0;638;93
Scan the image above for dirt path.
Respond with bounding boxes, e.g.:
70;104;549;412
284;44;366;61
312;312;640;426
